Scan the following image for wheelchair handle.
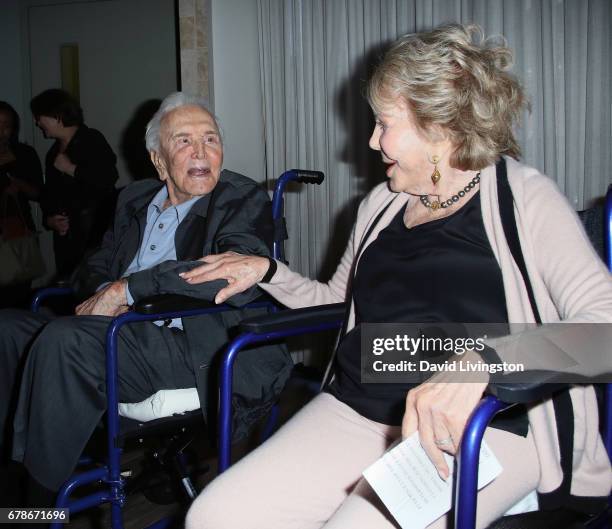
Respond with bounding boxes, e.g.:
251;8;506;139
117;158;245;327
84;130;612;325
271;168;325;263
292;169;324;185
272;169;325;223
274;170;325;197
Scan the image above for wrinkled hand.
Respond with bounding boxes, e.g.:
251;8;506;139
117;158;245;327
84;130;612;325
402;351;488;480
46;214;70;236
54;153;76;176
76;279;129;317
179;252;270;304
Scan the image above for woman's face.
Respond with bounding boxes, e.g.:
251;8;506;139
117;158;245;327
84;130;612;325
0;111;14;148
369;98;444;195
35;115;63;139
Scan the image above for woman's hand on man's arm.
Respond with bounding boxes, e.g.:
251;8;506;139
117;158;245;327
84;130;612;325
180;252;271;304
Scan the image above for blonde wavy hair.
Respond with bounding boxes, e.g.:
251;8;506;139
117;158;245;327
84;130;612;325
368;24;528;171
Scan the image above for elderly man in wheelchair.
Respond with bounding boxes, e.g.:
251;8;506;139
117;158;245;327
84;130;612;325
0;91;292;507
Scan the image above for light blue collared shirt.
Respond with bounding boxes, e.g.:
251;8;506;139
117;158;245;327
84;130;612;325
123;186;200;329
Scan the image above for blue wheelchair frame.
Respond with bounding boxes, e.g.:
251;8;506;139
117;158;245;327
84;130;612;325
30;169;323;529
215;185;612;529
454;187;612;529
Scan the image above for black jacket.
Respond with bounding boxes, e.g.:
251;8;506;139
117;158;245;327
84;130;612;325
0;142;43;232
41;124;118;216
41;125;119;275
72;170;292;439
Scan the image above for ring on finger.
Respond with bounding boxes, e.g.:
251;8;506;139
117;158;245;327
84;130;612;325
434;436;453;447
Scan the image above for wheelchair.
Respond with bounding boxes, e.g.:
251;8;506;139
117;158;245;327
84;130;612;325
28;169;324;529
214;184;612;529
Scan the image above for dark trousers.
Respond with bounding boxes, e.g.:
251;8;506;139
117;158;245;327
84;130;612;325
0;309;196;491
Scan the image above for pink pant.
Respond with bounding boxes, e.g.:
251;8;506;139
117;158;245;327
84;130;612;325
186;393;539;529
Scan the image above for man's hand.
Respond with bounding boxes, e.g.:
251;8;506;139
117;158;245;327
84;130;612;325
401;350;489;480
179;252;270;304
46;214;70;236
54;153;76;176
76;279;130;317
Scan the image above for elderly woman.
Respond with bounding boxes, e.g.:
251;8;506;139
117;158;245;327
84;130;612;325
182;24;612;529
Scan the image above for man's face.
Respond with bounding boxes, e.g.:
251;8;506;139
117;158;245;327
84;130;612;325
151;105;223;205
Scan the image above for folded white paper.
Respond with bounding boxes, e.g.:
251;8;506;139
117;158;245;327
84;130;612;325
363;433;502;529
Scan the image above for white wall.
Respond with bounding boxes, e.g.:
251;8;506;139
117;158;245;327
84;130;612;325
28;0;177;186
1;0;177;186
211;0;266;183
1;0;265;184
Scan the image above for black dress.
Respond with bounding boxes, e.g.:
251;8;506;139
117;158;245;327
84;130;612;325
327;193;527;435
40;125;118;277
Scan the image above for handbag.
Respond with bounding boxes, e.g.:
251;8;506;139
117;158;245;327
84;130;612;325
0;193;46;286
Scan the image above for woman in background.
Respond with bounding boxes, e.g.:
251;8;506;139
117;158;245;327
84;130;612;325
31;89;118;277
183;24;612;529
0;101;43;308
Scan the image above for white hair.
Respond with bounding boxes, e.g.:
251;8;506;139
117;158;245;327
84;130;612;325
144;92;222;152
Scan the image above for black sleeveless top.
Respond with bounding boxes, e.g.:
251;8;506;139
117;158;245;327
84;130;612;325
327;193;527;435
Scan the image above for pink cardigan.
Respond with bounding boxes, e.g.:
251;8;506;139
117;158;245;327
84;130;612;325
260;157;612;506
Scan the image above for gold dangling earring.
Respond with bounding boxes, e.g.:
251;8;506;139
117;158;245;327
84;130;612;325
429;154;441;185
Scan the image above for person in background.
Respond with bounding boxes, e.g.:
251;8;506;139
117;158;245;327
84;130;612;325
0;101;43;308
30;89;118;277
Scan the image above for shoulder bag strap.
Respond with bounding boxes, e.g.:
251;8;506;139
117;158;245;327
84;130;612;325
497;159;584;510
496;157;542;324
321;194;399;388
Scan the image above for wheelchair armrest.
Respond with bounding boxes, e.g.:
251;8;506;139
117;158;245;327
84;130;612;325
133;294;217;314
487;373;569;404
31;285;76;312
457;379;569;529
238;303;346;334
